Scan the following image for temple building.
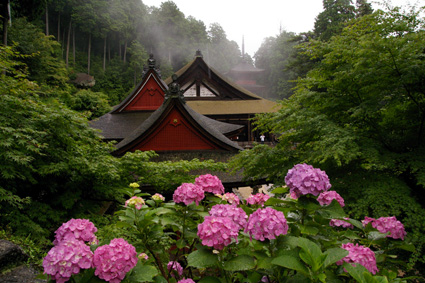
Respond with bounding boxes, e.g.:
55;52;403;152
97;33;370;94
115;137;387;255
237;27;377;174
225;60;267;98
90;51;278;156
164;50;278;142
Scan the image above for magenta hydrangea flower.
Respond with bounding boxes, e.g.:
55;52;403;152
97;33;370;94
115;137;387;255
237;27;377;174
209;204;247;230
284;163;331;199
220;192;240;205
177;279;195;283
337;243;378;274
246;193;270;206
197;216;240;250
93;238;138;283
125;196;145;210
43;240;93;283
195;174;225;194
173;183;205;205
362;216;406;240
317;191;345;207
167;261;183;277
244;207;288;241
53;218;97;245
330;218;353;228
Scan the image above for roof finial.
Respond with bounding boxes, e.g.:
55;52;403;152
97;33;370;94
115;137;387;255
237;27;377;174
195;50;203;58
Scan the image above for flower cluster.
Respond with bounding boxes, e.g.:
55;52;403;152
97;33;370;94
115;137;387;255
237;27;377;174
173;183;205;205
125;196;145;210
317;191;345;207
209;204;247;229
53;218;98;245
138;253;149;260
198;216;239;250
167;261;183;277
337;243;378;274
177;279;195;283
152;193;165;201
244;207;288;241
330;218;353;228
43;240;93;283
219;192;240;205
93;238;138;283
195;174;225;194
246;193;270;206
129;182;140;188
284;163;331;199
363;216;406;240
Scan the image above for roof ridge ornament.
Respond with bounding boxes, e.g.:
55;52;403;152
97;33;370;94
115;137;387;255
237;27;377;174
195;50;203;58
142;54;162;78
165;74;185;103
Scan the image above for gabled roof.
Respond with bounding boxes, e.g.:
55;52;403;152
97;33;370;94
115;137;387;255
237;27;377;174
113;61;167;113
113;86;243;155
163;51;279;115
164;51;264;100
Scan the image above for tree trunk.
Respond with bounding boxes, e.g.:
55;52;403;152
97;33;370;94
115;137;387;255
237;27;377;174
66;20;71;68
2;0;10;46
57;13;60;42
87;33;91;75
123;40;127;63
45;3;49;36
103;36;106;71
119;40;122;60
72;26;75;65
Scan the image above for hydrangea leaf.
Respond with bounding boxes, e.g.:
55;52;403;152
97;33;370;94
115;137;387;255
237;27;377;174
223;255;256;271
187;248;219;268
129;263;158;282
323;248;348;268
271;254;309;275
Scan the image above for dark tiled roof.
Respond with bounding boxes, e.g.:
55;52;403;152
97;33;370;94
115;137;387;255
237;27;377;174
90;111;153;140
114;96;243;153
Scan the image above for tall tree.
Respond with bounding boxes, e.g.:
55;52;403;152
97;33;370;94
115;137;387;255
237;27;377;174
314;0;356;41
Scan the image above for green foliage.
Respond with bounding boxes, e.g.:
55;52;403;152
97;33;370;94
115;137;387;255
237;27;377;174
44;174;418;282
67;89;111;119
8;18;70;89
231;6;425;271
119;151;228;193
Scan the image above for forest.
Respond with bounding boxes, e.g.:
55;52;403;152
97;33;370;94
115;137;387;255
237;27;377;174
1;0;425;282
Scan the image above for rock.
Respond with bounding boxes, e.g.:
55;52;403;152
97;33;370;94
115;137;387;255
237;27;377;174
0;240;27;270
72;73;95;88
0;264;46;283
0;240;46;282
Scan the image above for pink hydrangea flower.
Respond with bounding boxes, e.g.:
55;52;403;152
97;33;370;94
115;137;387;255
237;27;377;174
337;243;378;274
43;240;93;283
209;204;247;230
152;193;165;201
246;193;270;206
317;191;345;207
244;207;288;241
93;238;138;283
167;261;183;277
173;183;205;205
362;216;406;240
138;253;149;260
330;218;353;228
284;163;331;199
177;279;195;283
125;196;145;210
220;192;240;205
195;174;225;194
53;219;97;245
197;216;239;250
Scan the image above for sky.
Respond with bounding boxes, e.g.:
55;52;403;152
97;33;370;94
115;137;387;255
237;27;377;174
142;0;424;57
